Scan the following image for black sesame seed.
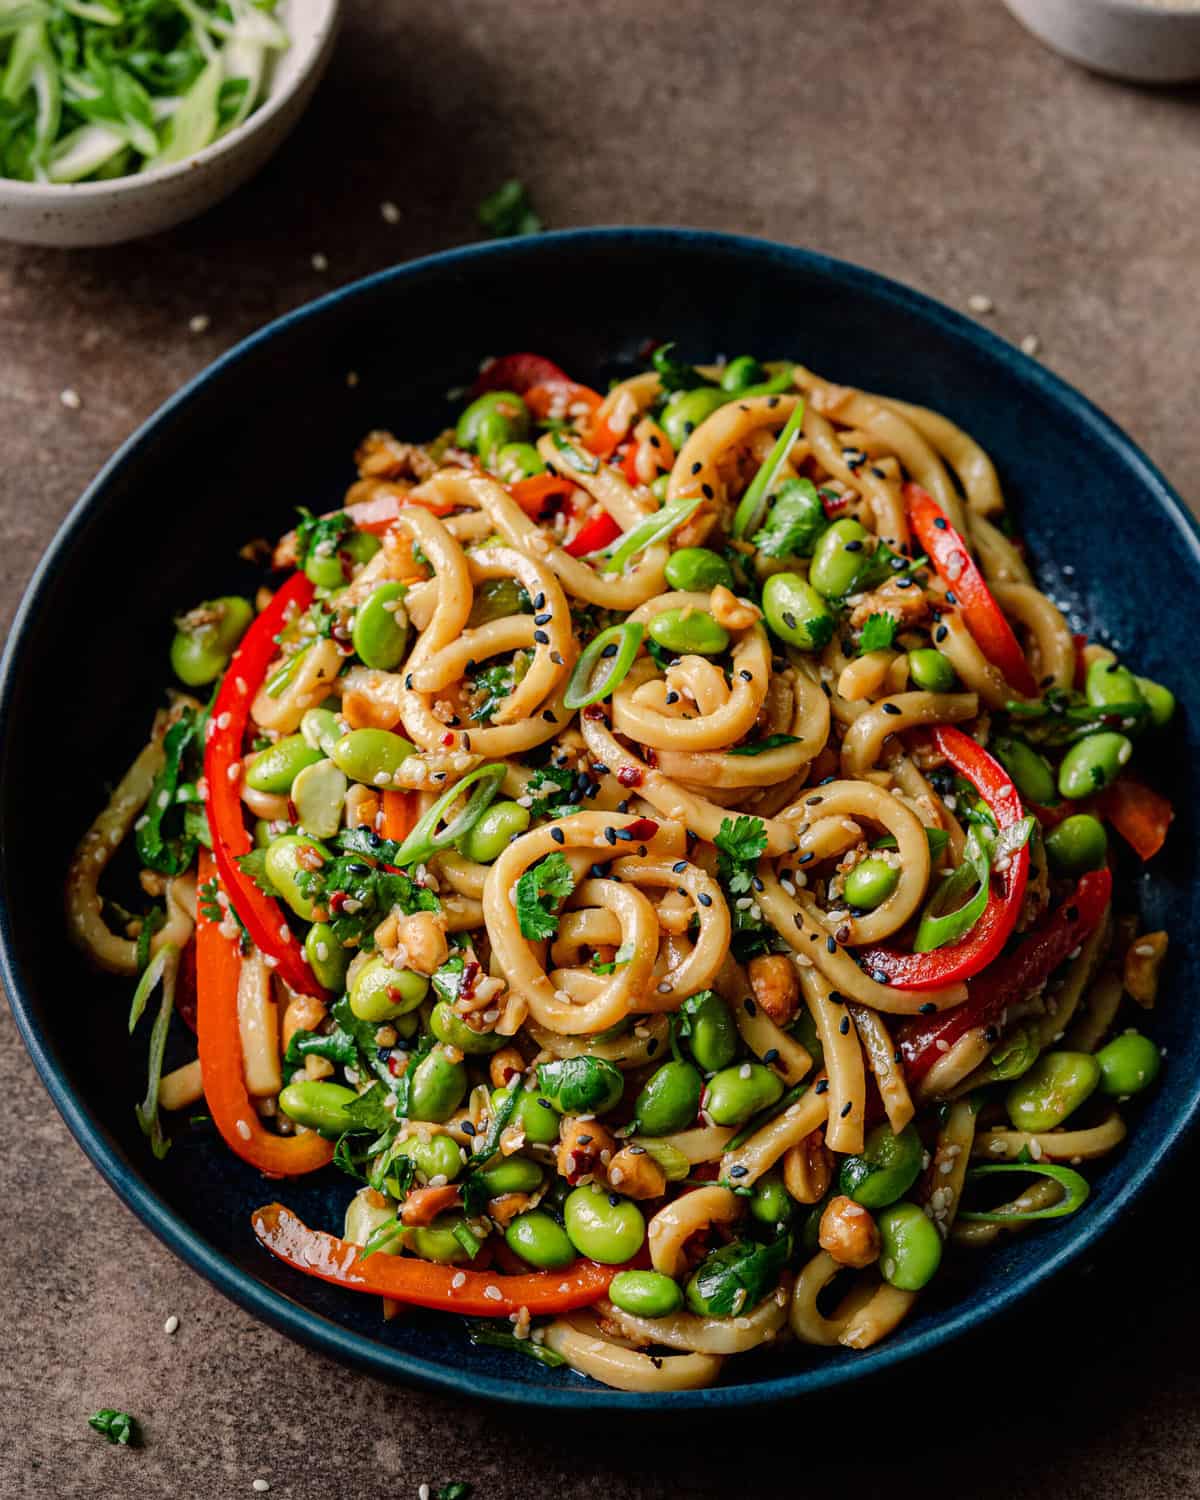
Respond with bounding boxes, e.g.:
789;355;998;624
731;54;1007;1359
603;827;617;844
672;860;687;873
729;1165;749;1179
665;691;680;705
798;852;815;865
404;674;414;690
826;936;837;954
870;970;891;985
945;591;957;605
839;1016;850;1035
840;1100;853;1118
534;612;552;626
783;611;797;630
919;1002;937;1015
739;669;753;681
542;710;556;723
551;652;564;665
933;517;948;530
461;1120;476;1136
845;539;864;553
806;795;824;806
764;1048;780;1065
601;642;619;658
691;461;702;475
550;827;565;844
935;625;948;643
533;629;550;645
744;996;757;1016
815;1079;829;1095
702;484;714;500
698;891;713;907
533;593;546;610
882;702;902;716
608;1194;621;1207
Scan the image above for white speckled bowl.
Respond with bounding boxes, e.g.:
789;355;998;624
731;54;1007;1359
1003;0;1200;83
0;0;340;248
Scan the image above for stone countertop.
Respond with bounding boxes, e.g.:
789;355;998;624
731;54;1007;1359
2;1;1197;1495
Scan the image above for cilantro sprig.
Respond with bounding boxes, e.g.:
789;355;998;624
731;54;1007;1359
514;852;575;941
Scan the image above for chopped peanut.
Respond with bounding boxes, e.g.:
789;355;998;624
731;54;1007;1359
849;579;930;630
400;1184;463;1227
782;1128;834;1204
710;584;761;631
355;430;439;482
486;1192;536;1228
396;910;448;976
819;1194;881;1269
345;784;382;829
1124;931;1168;1008
304;1054;335;1081
606;1145;667;1200
557;1117;616;1185
342;687;401;731
489;1047;526;1089
282;992;327;1052
748;953;799;1027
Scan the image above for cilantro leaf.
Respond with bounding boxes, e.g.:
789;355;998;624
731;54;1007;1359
751;477;827;559
714;815;768;892
342;1082;397;1135
515;852;575;941
235;846;281;898
295;507;355;566
858;612;898;654
651;342;716;395
436;1485;474;1500
88;1409;138;1446
297;856;438;949
136;708;202;875
687;1236;790;1318
729;734;801;757
478;179;541;238
524;765;577;818
469;652;530;724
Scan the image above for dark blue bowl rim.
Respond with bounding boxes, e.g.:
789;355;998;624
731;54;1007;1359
3;227;1199;1411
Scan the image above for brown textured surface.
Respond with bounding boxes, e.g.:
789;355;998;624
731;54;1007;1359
2;1;1199;1495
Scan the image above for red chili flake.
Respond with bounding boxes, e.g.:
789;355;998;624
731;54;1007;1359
616;765;644;788
461;958;481;1001
387;1054;405;1077
644;747;659;768
581;705;605;721
442;731;456;746
329;891;349;914
623;817;659;841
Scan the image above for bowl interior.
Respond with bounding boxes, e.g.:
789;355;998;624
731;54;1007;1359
3;229;1198;1410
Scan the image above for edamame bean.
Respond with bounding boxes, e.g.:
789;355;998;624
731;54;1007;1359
839;1122;923;1208
330;728;415;786
1096;1031;1161;1097
762;572;835;651
457;800;531;863
907;648;958;693
749;1170;793;1229
264;834;329;919
278;1079;360;1137
305;530;379;590
468;577;531;627
170;595;253;686
245;734;323;794
478;1156;543;1197
809;518;870;599
1086;657;1144;711
1136;676;1175;728
494;441;545;482
407;1215;472;1264
304;922;349;992
349;955;429;1022
704;1062;784;1127
681;990;738;1072
633;1059;703;1136
877;1202;943;1291
1058;732;1132;800
408;1046;468;1122
648;608;731;657
609;1269;684;1318
352;582;409;671
430;1001;504;1054
396;1132;464;1182
456;390;530;457
661;387;729;450
492;1086;561;1146
344;1188;398;1248
651;474;671;502
292;758;348;840
505;1210;576;1269
537;1055;624;1115
843;857;899;911
720;356;766;393
563;1183;646;1263
1044;814;1108;875
300;707;344;756
1006;1050;1101;1131
664;547;734;592
992;736;1058;807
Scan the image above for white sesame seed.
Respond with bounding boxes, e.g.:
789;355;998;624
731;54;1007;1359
381;200;401;223
484;1285;503;1302
189;314;211;334
252;1481;270;1494
60;387;82;409
1020;333;1041;357
236;1119;252;1140
967;293;994;314
311;252;329;271
164;1314;180;1335
419;1486;431;1500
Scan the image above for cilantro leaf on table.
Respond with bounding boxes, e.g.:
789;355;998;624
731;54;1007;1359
88;1409;138;1447
478;179;541;238
858;612;898;654
515;852;575;941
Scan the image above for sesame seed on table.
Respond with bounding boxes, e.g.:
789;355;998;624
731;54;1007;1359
1;0;1199;1495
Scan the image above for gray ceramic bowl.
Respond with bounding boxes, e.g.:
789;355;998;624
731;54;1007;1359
1004;0;1200;83
0;0;340;248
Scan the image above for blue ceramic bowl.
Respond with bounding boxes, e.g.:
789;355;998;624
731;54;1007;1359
2;229;1197;1410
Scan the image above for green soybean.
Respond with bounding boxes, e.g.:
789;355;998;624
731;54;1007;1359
762;572;835;650
396;1132;464;1182
245;734;323;795
330;728;416;787
494;441;546;482
1135;676;1175;728
170;595;253;686
839;1121;923;1208
1096;1031;1161;1097
648;608;731;657
843;857;899;911
349;956;429;1022
457;800;531;863
300;707;345;756
292;758;348;840
749;1170;793;1229
263;834;329;920
1044;814;1108;875
704;1063;784;1127
304;922;349;992
492;1086;562;1146
681;990;738;1072
478;1156;544;1197
907;648;957;693
505;1210;577;1269
305;530;379;590
563;1183;646;1263
537;1055;624;1115
430;1001;504;1054
1006;1050;1101;1131
344;1188;398;1247
664;547;735;592
661;387;729;450
634;1060;703;1136
878;1202;943;1291
352;582;409;671
1058;732;1132;800
809;518;870;599
456;391;530;457
721;356;766;393
407;1215;472;1264
278;1079;360;1138
408;1046;468;1123
1086;657;1144;711
609;1269;683;1318
992;736;1058;807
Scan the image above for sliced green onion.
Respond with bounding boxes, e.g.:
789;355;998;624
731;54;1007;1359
551;432;599;474
265;639;312;697
601;494;704;574
128;942;180;1161
913;826;991;952
452;1220;484;1259
563;621;644;709
627;1137;690;1182
390;762;506;868
467;1324;567;1368
359;1219;406;1261
958;1162;1090;1222
732;398;806;539
874;826;951;862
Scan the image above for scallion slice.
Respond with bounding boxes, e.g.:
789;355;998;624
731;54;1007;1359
600;494;704;574
389;762;506;867
563;621;644;710
958;1162;1090;1222
732;398;807;539
128;941;180;1161
912;826;991;952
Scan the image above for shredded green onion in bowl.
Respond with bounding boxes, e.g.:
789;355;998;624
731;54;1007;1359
0;0;289;184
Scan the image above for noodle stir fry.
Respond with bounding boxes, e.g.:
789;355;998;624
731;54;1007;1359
68;347;1174;1392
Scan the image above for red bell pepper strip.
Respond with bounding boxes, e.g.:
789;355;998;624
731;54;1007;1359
381;789;417;843
898;866;1112;1086
1094;777;1174;861
203;571;326;998
509;473;576;519
523;379;603;422
471;353;571;397
346;490;460;533
906;483;1039;698
621;441;642;487
857;726;1031;990
195;852;334;1177
565;509;622;558
251;1202;622;1314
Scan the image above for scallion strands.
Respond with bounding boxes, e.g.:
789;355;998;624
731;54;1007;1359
601;494;705;573
128;941;180;1161
912;826;991;952
563;621;644;709
389;762;506;868
958;1162;1090;1222
732;398;806;539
